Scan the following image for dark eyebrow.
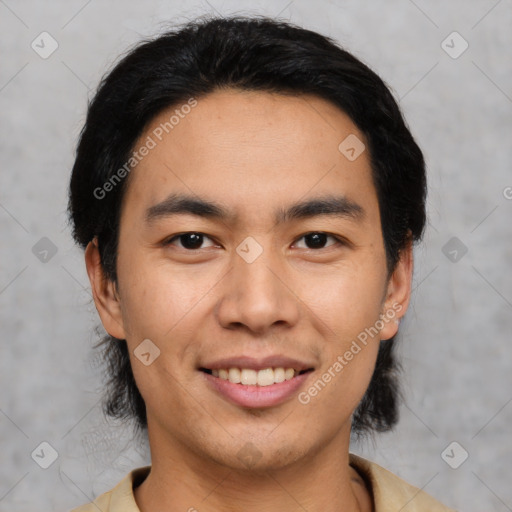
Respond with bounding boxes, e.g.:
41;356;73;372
145;193;364;225
276;195;364;224
145;193;230;224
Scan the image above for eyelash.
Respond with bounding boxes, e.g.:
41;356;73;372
162;231;346;251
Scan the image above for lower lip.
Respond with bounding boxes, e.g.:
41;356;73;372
202;371;312;409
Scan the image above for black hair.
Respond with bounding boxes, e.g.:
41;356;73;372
68;15;426;437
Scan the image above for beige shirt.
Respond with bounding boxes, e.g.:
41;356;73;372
71;454;456;511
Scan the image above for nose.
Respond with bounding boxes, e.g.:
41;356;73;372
215;247;301;335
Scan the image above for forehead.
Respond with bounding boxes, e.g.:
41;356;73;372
121;89;377;222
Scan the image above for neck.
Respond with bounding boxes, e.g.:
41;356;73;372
134;427;371;512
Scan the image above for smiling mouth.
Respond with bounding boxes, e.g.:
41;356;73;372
200;367;314;386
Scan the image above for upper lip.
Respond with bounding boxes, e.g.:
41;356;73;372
200;355;315;372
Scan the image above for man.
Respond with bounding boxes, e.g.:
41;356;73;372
69;16;454;511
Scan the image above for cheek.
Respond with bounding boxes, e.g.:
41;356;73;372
116;248;221;342
297;256;387;341
115;251;211;408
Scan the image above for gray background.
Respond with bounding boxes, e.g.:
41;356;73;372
1;1;511;510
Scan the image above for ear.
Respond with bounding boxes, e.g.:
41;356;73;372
379;238;413;341
84;238;127;340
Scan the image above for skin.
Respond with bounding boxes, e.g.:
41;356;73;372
85;89;413;512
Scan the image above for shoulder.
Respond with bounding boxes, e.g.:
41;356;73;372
70;466;151;512
349;454;457;512
70;489;113;512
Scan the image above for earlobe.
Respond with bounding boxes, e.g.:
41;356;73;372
379;239;413;341
84;239;127;340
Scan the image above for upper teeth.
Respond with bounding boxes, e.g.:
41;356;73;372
212;367;297;386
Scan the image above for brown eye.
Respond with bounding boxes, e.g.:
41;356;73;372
165;232;216;250
295;232;338;249
180;233;204;249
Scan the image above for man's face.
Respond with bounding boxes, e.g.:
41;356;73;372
90;89;408;471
